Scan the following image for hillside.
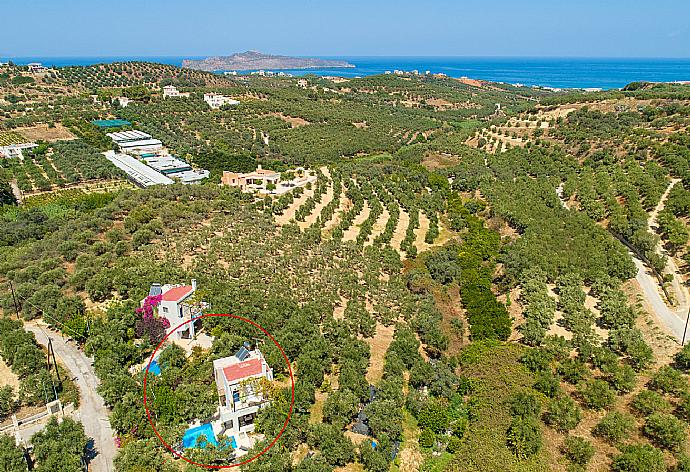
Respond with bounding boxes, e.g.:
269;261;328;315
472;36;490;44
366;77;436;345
1;61;690;472
182;50;355;71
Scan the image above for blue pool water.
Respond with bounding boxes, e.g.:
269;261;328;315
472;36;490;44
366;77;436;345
183;423;218;449
182;424;237;450
148;359;161;376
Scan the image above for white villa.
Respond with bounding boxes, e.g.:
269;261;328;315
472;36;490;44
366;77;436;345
203;93;240;109
148;280;204;340
213;345;273;440
221;166;316;195
113;96;131;108
27;63;47;73
163;85;190;99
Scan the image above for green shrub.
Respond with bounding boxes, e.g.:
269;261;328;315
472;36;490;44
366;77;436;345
631;390;671;416
649;366;687;395
543;395;582;432
508;392;541;419
419;428;436;449
578;379;615;410
608;364;637;393
534;371;561;398
675;454;690;472
520;349;553;373
676;394;690;421
562;436;595;466
611;444;665;472
593;411;635;444
643;413;687;451
558;359;589;384
675;343;690;370
506;416;542;460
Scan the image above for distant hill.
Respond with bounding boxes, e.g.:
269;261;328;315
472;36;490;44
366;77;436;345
182;50;355;71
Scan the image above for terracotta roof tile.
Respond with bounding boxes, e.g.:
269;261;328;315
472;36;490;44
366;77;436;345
223;358;264;383
161;285;193;302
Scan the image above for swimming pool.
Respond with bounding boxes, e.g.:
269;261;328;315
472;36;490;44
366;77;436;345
183;423;218;449
182;424;237;450
148;359;161;376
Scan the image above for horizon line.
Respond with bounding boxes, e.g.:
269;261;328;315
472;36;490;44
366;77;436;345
3;54;690;60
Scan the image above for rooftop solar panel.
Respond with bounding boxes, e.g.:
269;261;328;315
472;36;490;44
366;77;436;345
236;346;250;361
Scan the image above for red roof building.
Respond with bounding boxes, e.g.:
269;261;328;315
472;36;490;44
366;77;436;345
222;358;265;383
161;285;193;302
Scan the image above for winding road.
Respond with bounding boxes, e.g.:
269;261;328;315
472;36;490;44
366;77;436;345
25;323;116;472
557;180;689;343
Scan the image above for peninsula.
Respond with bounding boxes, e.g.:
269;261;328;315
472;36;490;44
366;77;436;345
182;50;355;71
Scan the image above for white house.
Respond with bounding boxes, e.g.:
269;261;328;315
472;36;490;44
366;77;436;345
162;85;190;99
27;63;47;73
296;79;308;88
113;96;131;108
148;280;203;340
203;93;240;109
213;345;273;438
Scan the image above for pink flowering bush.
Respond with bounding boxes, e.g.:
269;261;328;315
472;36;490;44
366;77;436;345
136;294;162;319
134;294;169;343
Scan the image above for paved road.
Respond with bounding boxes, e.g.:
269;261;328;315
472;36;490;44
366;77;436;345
632;255;687;342
556;182;687;342
25;323;115;472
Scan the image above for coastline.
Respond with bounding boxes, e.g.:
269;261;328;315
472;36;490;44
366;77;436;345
3;56;690;90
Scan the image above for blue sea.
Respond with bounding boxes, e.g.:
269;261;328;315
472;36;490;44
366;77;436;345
4;56;690;90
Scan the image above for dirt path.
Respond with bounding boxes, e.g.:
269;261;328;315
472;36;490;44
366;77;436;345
324;192;351;234
649;178;689;311
390;208;410;252
274;184;315;226
365;207;390;246
300;167;334;229
0;359;20;391
364;323;394;384
414;211;432;252
342;201;370;241
9;179;22;204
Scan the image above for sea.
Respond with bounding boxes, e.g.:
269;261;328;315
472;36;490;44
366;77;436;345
4;56;690;90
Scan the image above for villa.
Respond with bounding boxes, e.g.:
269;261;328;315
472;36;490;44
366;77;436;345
213;345;273;439
162;85;190;99
27;62;47;73
147;280;204;340
221;165;316;195
113;96;131;108
203;93;240;109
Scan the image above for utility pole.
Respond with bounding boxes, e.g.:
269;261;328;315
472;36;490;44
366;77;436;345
683;307;690;346
8;281;20;320
47;338;61;382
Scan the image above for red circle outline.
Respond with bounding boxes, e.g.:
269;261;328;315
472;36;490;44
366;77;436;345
142;313;295;469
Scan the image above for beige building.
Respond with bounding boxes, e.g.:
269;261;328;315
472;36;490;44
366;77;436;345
221;165;280;192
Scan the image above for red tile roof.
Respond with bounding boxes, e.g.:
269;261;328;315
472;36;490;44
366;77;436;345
223;358;264;383
161;285;193;302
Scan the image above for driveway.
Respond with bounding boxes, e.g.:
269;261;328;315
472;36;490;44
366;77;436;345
25;323;116;472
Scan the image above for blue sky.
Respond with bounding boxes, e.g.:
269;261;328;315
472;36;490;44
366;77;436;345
2;0;689;57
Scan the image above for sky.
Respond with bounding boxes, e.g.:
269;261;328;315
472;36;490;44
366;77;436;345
2;0;689;58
